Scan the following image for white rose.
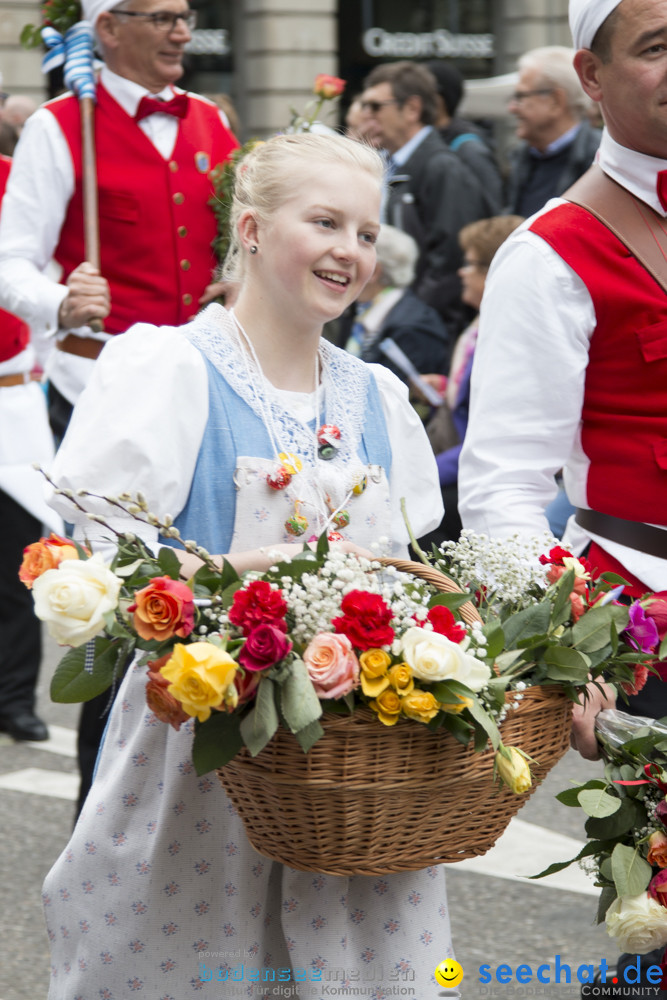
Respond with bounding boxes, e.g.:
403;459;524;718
605;894;667;954
32;553;121;647
399;626;491;691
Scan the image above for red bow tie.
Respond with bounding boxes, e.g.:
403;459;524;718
658;169;667;212
135;93;189;122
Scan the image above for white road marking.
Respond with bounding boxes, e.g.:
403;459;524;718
446;817;597;895
0;767;78;801
25;724;77;758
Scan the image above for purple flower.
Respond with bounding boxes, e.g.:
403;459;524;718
624;602;660;653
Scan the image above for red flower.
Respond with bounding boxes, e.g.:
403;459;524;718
238;624;292;672
234;668;261;705
313;74;346;99
644;592;667;643
539;546;592;576
128;577;195;642
426;605;466;644
145;656;189;731
332;590;394;651
228;580;288;637
649;870;667;907
621;664;650;697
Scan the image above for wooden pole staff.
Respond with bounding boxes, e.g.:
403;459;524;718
81;94;103;333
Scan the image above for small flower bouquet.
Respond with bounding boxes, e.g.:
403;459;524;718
538;700;667;964
21;492;663;872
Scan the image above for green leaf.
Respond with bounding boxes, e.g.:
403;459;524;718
440;712;474;746
529;838;609;879
572;604;629;653
550;569;576;626
611;842;652;898
240;677;279;756
542;645;591;682
577;787;622;818
50;638;131;703
502;602;551;648
660;633;667;662
427;592;475;613
315;532;330;559
585;797;637;839
556;779;607;807
597;885;617;925
293;718;324;753
280;658;322;733
192;712;244;775
157;546;183;580
482;622;505;660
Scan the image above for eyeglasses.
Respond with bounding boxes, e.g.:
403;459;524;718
509;88;554;104
360;99;401;114
110;8;197;31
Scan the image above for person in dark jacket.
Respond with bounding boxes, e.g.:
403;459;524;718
339;224;452;386
505;45;601;217
426;59;503;217
360;61;488;331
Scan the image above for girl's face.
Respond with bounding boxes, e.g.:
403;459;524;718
254;163;381;328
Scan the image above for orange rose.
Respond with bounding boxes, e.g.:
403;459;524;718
313;74;346;100
648;831;667;868
19;533;80;589
129;577;195;641
145;656;189;731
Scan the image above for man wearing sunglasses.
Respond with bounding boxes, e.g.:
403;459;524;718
360;60;488;335
0;0;238;811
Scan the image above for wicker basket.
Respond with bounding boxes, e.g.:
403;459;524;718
217;559;573;876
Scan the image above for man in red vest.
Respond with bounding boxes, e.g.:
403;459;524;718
0;0;237;805
0;154;62;743
0;0;238;439
458;0;667;748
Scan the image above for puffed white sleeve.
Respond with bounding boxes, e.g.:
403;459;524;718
458;228;594;540
48;324;209;550
369;363;444;550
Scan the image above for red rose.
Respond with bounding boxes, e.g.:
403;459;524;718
128;577;195;642
539;546;592;576
649;870;667;907
238;624;293;672
313;74;346;99
234;668;261;705
644;592;667;642
332;590;395;650
145;656;189;731
229;580;288;637
426;605;466;644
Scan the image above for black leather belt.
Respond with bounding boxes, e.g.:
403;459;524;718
575;508;667;560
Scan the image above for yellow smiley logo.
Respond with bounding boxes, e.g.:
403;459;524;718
434;958;464;988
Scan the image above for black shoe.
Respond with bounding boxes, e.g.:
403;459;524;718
0;711;49;741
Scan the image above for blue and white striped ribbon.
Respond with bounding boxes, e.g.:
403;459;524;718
41;21;97;101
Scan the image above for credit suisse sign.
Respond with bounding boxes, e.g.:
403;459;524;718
362;27;494;59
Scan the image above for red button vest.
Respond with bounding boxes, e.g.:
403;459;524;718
0;155;30;362
46;85;238;334
530;202;667;527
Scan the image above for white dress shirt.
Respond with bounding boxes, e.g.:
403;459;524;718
458;129;667;591
0;66;229;404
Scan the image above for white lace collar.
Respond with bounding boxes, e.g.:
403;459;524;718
186;304;371;467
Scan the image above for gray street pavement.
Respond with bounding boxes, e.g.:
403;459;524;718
0;633;617;1000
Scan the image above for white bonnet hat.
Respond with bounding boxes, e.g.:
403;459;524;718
569;0;624;49
81;0;119;28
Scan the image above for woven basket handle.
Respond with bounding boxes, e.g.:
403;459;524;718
378;557;482;627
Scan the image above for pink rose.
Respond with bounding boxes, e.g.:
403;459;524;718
303;632;359;700
313;74;346;100
238;624;292;672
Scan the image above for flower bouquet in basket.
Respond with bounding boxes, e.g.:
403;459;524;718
21;489;661;874
536;694;667;978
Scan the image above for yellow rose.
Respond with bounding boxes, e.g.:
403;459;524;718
400;688;440;724
495;746;532;795
359;648;391;697
439;694;474;715
160;642;237;723
388;662;414;696
369;688;401;726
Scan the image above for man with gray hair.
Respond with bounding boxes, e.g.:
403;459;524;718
0;0;238;812
505;45;601;216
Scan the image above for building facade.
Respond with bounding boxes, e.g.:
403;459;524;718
7;0;570;136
